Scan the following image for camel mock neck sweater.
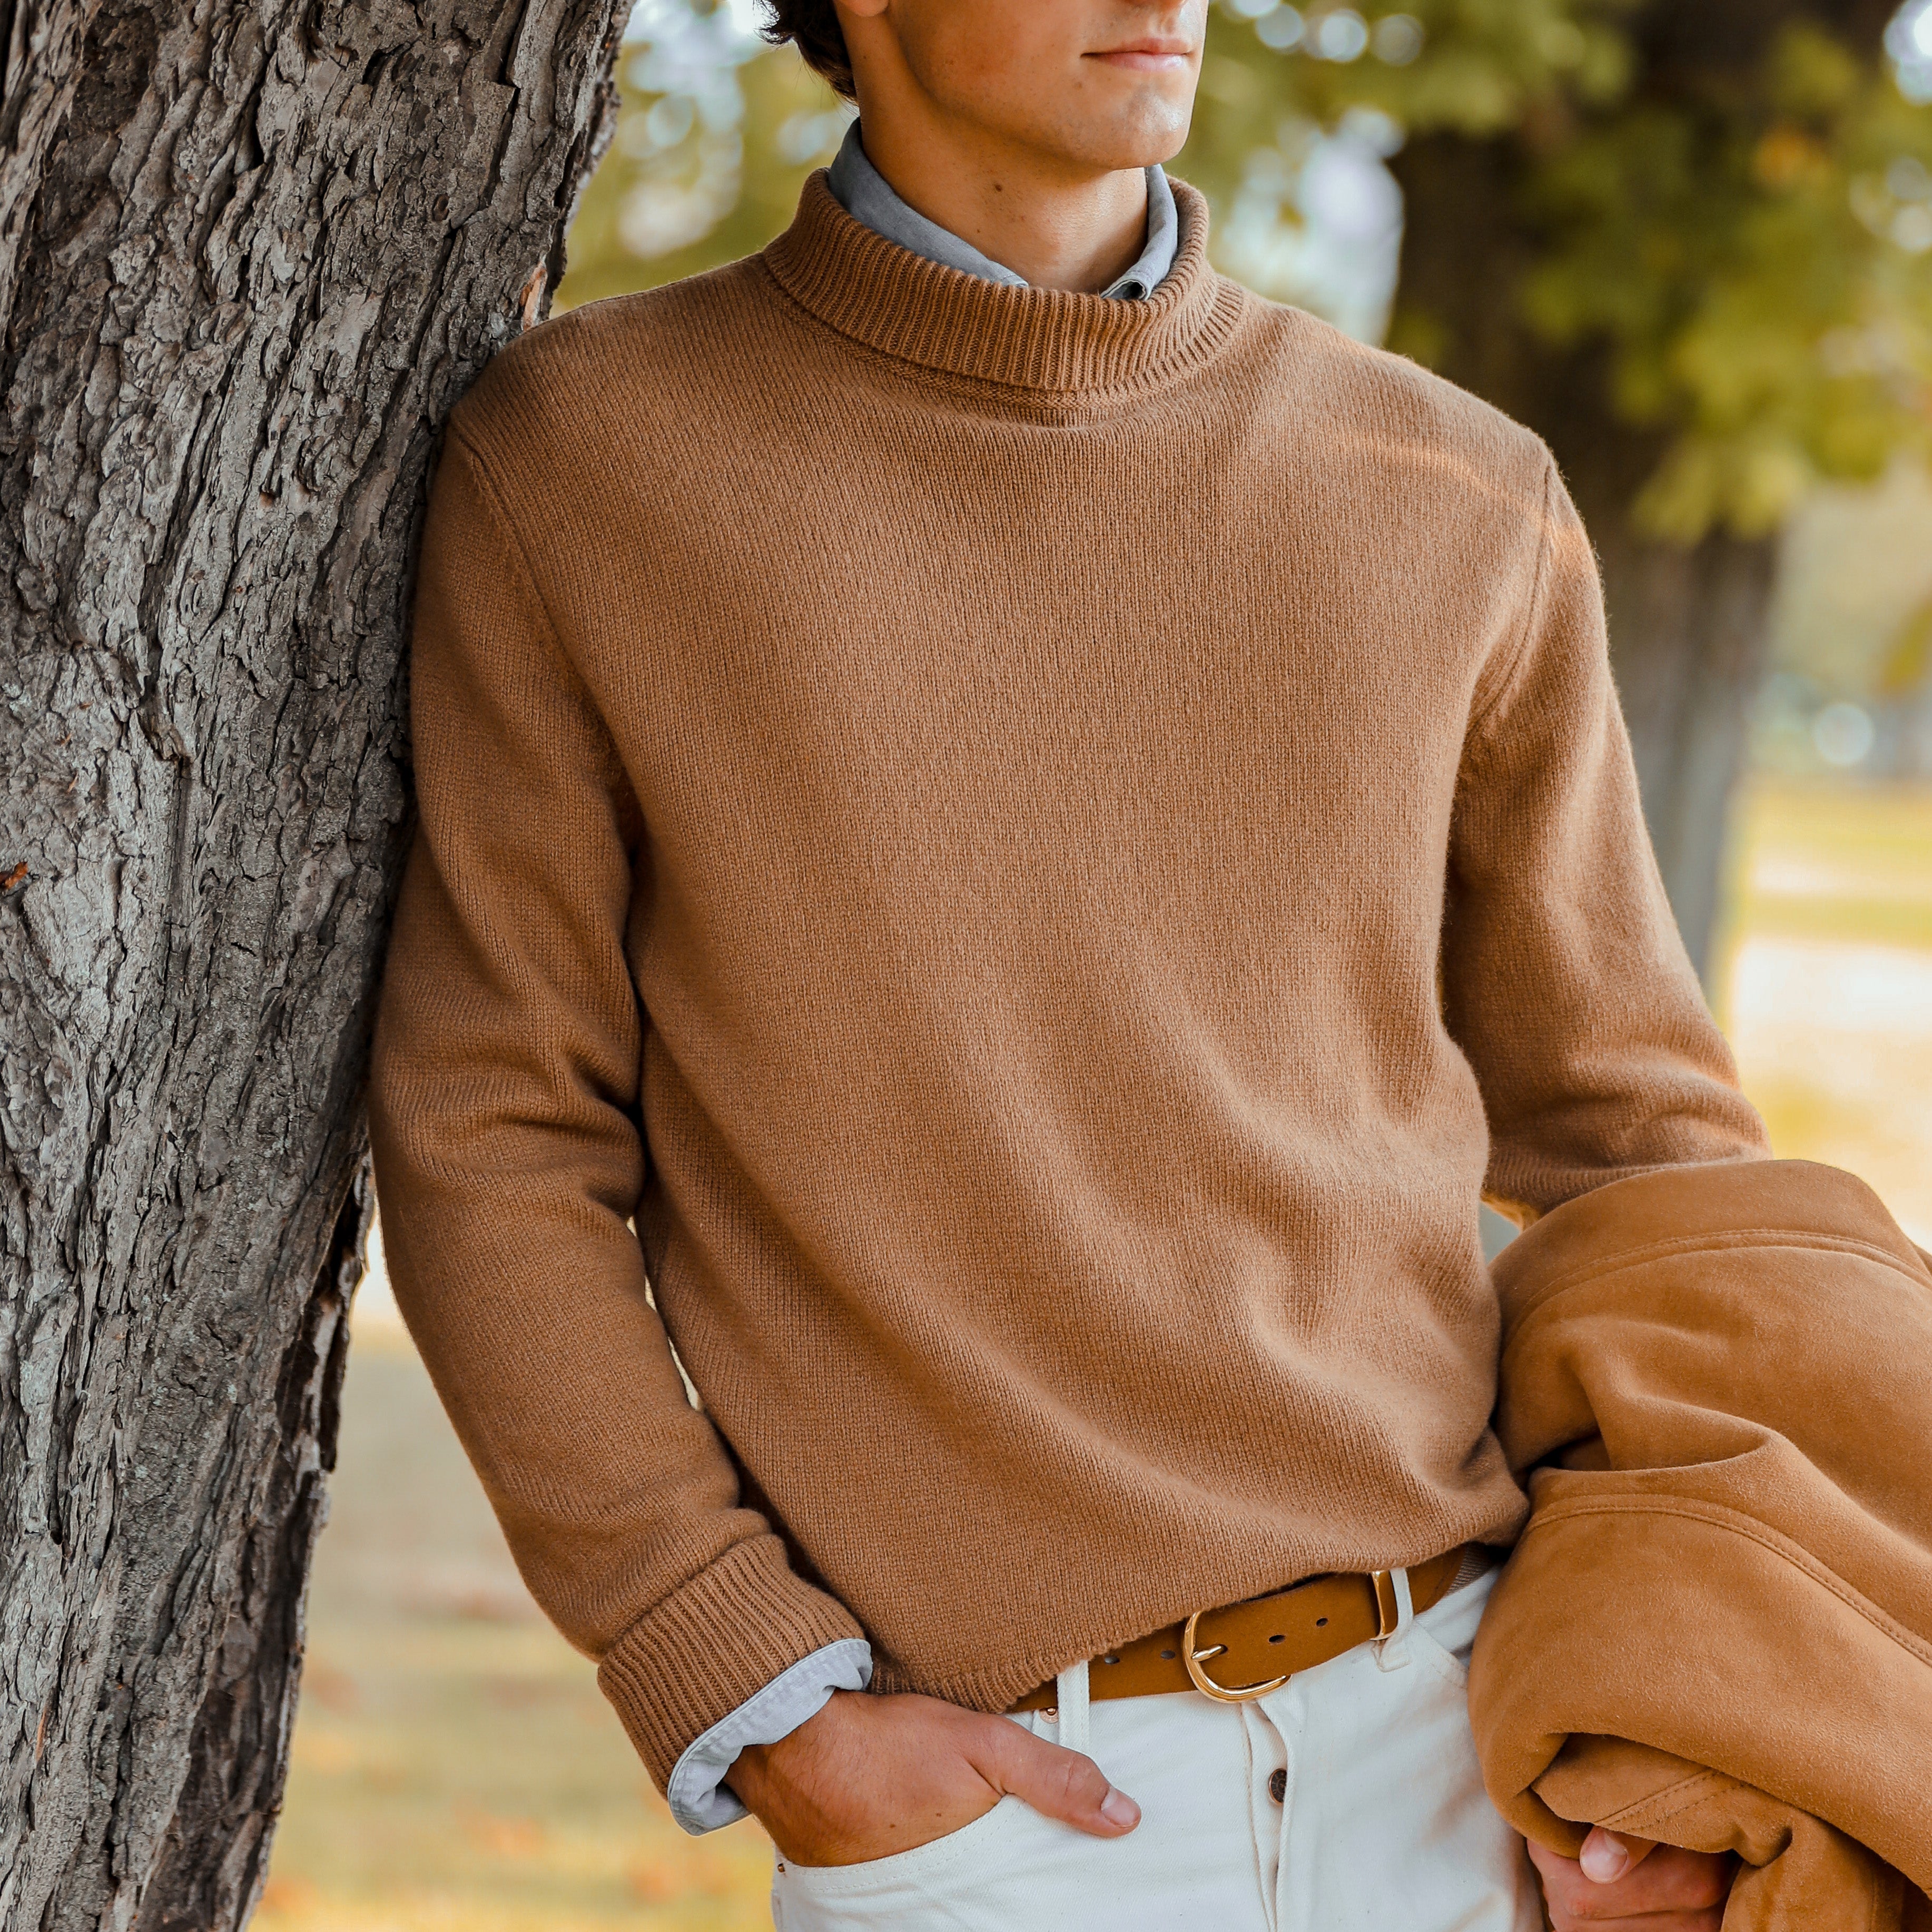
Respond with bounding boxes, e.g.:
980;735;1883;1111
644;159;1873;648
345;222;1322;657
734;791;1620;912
368;174;1768;1792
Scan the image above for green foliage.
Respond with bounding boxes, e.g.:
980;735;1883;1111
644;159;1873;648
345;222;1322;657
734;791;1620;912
1221;0;1636;137
1527;33;1932;536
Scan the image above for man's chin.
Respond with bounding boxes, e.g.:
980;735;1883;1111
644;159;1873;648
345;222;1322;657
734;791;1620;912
1023;112;1195;178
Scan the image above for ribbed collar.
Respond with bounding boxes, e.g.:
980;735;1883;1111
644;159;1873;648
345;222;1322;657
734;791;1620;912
761;170;1240;398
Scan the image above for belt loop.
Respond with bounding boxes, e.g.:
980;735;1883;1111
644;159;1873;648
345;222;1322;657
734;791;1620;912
1373;1566;1415;1672
1056;1658;1091;1755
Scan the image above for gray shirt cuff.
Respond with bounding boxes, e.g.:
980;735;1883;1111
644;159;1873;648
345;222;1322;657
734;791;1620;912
664;1637;874;1835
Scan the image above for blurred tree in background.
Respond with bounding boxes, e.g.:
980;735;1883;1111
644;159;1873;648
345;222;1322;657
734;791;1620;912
559;0;1932;978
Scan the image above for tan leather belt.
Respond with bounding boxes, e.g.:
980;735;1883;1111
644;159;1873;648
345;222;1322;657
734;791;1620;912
1009;1544;1482;1712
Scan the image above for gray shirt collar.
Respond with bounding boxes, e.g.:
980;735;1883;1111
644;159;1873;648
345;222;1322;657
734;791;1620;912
825;121;1178;301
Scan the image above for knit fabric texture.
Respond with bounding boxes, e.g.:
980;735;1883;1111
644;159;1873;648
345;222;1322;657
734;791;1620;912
367;173;1770;1792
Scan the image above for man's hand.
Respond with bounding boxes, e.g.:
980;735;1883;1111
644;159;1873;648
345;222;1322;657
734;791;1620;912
726;1689;1140;1869
1529;1826;1737;1929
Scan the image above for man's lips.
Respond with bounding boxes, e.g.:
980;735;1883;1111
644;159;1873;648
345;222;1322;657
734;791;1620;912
1088;38;1197;68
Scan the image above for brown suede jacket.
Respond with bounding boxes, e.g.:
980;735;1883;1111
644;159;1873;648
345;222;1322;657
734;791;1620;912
1473;1159;1932;1931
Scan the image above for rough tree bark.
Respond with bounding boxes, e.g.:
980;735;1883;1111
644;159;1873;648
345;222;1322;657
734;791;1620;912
1393;0;1897;979
0;0;624;1919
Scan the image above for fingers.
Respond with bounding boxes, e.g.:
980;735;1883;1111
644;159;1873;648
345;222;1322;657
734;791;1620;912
1579;1827;1658;1884
967;1714;1141;1838
1527;1834;1734;1929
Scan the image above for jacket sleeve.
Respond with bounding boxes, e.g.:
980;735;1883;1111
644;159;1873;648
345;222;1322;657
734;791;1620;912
1441;453;1770;1218
367;426;865;1792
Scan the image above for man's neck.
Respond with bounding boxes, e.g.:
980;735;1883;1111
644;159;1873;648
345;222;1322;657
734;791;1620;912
851;110;1150;295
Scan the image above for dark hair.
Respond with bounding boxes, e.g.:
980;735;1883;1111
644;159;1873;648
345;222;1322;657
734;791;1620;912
763;0;857;101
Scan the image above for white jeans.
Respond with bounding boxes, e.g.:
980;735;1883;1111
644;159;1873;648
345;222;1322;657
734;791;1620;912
771;1568;1541;1932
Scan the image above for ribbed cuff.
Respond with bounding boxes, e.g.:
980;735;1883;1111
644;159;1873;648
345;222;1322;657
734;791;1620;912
596;1534;868;1791
666;1638;874;1835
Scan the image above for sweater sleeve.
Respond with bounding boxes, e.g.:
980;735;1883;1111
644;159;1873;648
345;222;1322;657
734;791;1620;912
1441;454;1770;1219
367;427;865;1791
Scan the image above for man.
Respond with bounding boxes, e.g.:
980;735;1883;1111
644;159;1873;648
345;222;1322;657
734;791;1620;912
368;2;1759;1925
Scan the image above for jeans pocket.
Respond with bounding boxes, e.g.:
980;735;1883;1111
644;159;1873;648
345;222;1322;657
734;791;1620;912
1408;1563;1495;1687
772;1792;1024;1927
1407;1620;1473;1688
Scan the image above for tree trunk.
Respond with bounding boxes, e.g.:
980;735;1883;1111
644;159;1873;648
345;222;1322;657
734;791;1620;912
1391;125;1776;983
0;0;623;1919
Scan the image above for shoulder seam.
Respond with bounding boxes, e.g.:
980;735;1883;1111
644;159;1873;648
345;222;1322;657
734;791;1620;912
442;417;573;676
1518;1494;1932;1674
1500;1228;1932;1337
1464;446;1559;752
439;419;643;833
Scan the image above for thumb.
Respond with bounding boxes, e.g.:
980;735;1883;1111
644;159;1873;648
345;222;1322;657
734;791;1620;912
970;1719;1141;1839
1580;1827;1658;1884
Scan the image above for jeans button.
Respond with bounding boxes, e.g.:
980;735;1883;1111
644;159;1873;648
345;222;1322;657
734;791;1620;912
1269;1767;1287;1803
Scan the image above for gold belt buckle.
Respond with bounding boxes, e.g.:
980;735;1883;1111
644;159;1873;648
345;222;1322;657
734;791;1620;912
1181;1570;1402;1704
1181;1604;1289;1702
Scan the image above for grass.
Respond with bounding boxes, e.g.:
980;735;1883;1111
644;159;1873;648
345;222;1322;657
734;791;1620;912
257;774;1932;1930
